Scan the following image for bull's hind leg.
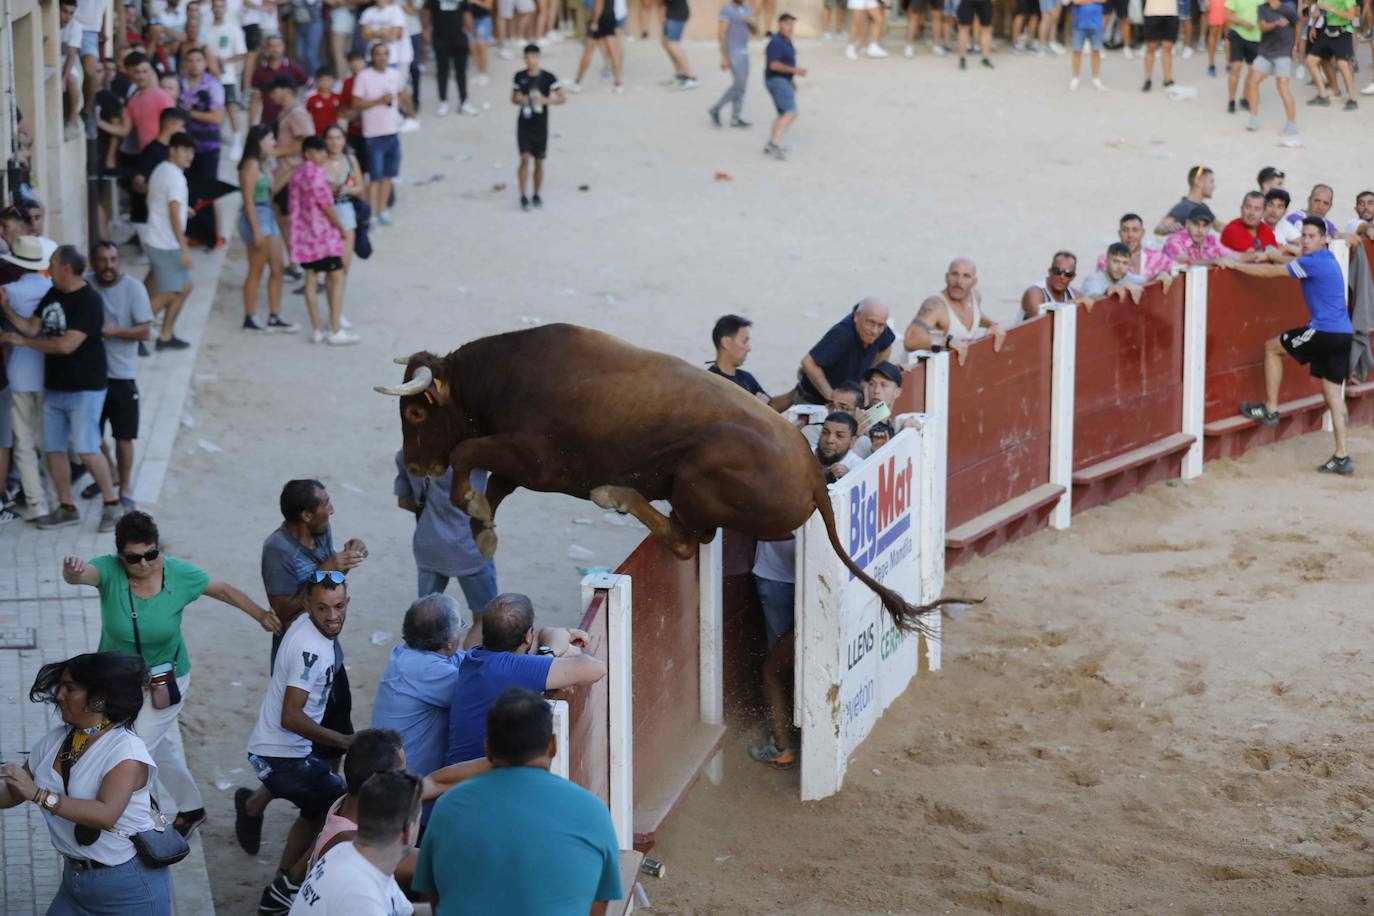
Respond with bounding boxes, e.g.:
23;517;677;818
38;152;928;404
590;485;699;560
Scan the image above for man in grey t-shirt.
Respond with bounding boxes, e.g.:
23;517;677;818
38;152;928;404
82;241;153;507
393;450;498;647
710;0;756;127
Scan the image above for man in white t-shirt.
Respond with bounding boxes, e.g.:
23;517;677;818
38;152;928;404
144;133;195;350
361;0;414;68
243;572;354;878
1340;190;1374;242
204;0;248;127
352;43;409;225
288;770;420;916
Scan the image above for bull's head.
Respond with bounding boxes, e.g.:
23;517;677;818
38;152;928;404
375;353;456;478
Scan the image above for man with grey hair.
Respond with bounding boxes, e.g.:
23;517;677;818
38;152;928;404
371;593;469;782
784;298;895;408
443;593;607;765
394;448;498;647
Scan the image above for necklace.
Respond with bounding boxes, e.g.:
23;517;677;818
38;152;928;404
62;720;112;761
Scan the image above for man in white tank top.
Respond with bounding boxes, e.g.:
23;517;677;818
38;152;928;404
1020;250;1085;322
903;257;1005;363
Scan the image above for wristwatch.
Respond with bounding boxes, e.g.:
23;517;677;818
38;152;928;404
536;645;556;656
39;791;59;813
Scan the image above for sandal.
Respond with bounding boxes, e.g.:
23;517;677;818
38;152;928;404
173;807;207;838
1239;401;1280;428
234;787;264;854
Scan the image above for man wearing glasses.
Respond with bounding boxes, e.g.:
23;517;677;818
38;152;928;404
782;298;895;409
1019;250;1084;322
244;570;355;882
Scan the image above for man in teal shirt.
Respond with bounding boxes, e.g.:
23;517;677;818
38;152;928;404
413;688;623;915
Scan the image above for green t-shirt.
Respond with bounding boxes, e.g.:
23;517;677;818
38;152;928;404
1323;0;1355;28
1226;0;1263;42
93;555;210;677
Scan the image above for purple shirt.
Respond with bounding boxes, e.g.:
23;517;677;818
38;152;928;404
178;73;225;153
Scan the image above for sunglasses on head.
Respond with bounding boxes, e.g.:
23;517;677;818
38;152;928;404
1049;267;1076;278
122;548;160;565
309;570;346;585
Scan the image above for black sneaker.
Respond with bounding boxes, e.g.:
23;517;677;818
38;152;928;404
981;57;993;68
520;195;530;211
1239;97;1250;110
80;481;101;499
138;341;151;357
959;57;967;70
1318;455;1354;475
1142;79;1152;92
1308;95;1331;106
1163;79;1175;88
1227;99;1236;113
709;107;722;127
283;265;303;281
1344;99;1358;110
532;194;542;208
234;787;264;854
243;315;265;331
1239;401;1280;427
730;117;751;128
266;315;300;333
155;336;191;351
257;873;300;916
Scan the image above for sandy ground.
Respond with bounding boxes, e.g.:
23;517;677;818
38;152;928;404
141;32;1374;913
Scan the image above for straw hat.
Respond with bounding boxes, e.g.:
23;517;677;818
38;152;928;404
0;235;57;271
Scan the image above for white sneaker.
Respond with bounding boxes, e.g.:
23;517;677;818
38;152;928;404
1362;82;1374;95
568;81;583;93
1069;76;1080;90
1181;45;1194;58
460;101;479;115
544;29;560;41
326;329;361;346
311;329;326;344
845;44;859;60
399;117;421;133
377;211;394;226
866;42;888;57
822;30;834;40
498;47;515;60
904;44;915;58
476;73;490;87
932;43;947;55
339;315;352;329
436;102;450;117
1093;77;1106;90
612;84;625;94
1049;41;1065;54
1123;45;1134;59
680;76;699;89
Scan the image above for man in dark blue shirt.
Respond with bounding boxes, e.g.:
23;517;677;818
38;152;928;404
1229;216;1354;474
763;13;804;159
708;313;770;402
789;298;896;406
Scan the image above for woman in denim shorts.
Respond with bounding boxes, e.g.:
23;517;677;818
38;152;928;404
237;126;296;332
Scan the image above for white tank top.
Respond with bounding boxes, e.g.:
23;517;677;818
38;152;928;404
943;292;987;341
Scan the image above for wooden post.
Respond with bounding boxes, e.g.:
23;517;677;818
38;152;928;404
1181;267;1209;480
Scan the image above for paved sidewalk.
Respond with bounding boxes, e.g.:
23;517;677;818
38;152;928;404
0;211;238;915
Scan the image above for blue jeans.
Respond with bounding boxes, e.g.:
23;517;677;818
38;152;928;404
43;389;106;454
419;560;499;612
765;76;796;115
48;856;173;915
249;753;346;820
754;575;795;650
295;18;324;79
366;133;401;179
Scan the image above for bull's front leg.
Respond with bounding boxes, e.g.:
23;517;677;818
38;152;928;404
447;438;528;560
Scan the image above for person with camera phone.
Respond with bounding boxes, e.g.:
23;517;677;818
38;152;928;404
61;510;282;839
0;652;182;914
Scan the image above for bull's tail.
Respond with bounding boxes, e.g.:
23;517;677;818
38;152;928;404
813;484;982;637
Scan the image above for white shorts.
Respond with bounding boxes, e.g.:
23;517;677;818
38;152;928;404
330;6;356;33
497;0;536;16
848;0;880;9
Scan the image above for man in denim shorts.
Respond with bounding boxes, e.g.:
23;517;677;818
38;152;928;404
763;13;804;159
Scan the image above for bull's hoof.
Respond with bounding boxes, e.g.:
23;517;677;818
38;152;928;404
667;538;698;561
464;490;492;524
589;486;623;512
475;526;498;559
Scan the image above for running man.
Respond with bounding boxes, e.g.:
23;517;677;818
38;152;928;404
1229;217;1354;474
512;43;565;211
763;13;804;160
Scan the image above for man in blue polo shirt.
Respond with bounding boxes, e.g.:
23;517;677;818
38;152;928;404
1228;216;1354;474
788;298;896;407
443;593;606;765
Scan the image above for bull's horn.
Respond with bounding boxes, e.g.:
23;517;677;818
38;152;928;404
393;356;411;365
374;366;433;397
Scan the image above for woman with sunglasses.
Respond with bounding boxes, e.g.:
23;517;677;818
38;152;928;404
60;510;282;838
0;652;172;914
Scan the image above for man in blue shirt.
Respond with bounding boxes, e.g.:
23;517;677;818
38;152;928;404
415;688;623;915
763;13;805;160
444;593;606;765
788;298;896;407
1228;216;1354;474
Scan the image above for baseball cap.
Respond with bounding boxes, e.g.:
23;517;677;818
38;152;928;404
863;361;903;387
1186;203;1215;224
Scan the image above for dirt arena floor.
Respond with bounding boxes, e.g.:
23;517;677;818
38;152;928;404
149;32;1374;913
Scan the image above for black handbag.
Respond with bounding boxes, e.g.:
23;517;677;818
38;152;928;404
59;729;191;868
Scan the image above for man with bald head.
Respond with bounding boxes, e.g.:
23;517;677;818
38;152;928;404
1276;183;1338;246
443;593;607;765
904;258;1004;361
788;298;896;406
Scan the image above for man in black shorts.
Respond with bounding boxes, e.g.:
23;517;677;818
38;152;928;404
956;0;994;69
1303;0;1357;109
1227;217;1355;474
512;43;565;211
1141;0;1177;90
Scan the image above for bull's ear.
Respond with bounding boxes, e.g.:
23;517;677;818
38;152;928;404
432;377;451;405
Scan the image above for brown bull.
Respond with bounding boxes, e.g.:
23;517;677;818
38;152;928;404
376;324;964;632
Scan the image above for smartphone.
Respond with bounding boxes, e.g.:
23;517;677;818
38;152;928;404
863;402;891;427
148;661;174;678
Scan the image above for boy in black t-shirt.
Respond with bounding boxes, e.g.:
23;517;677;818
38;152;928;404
511;43;565;211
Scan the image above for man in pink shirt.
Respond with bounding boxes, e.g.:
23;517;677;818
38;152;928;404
351;42;409;226
1162;203;1229;266
289;137;356;346
125;52;175;149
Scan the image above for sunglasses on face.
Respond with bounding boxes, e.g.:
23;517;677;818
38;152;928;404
122;548;160;565
309;570;346;585
1049;267;1076;278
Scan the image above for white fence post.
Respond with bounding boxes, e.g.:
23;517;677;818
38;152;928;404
1047;305;1077;530
920;351;950;604
580;572;634;850
698;536;724;785
549;699;570;779
1326;239;1352;433
1181;267;1209;480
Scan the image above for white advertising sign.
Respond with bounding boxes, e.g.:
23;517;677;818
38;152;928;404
796;423;943;801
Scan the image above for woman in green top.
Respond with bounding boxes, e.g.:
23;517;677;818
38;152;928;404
61;510;282;837
237;124;296;332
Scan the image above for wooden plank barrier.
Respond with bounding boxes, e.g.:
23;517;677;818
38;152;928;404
1071;279;1194;512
